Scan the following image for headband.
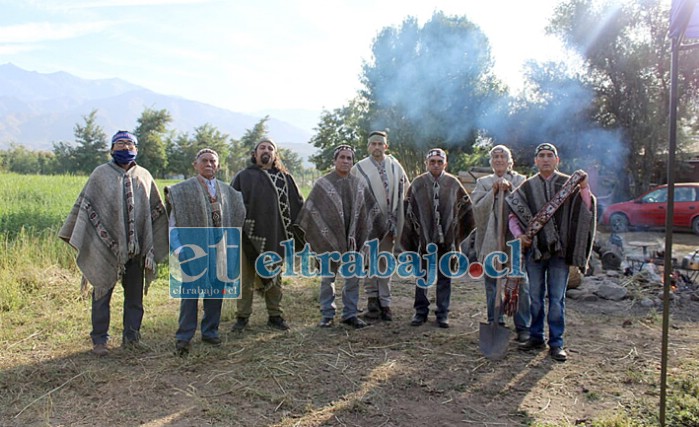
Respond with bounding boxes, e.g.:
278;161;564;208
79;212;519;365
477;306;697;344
111;130;138;146
535;142;558;157
426;148;447;160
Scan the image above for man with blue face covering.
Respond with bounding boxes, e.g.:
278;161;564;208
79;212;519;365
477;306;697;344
60;130;169;356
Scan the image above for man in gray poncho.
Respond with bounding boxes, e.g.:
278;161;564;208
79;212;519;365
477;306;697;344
297;145;387;329
471;144;530;342
402;149;475;329
231;138;304;331
59;130;169;356
167;148;245;355
507;142;596;362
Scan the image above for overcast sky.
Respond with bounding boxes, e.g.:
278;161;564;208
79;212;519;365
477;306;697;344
1;0;579;116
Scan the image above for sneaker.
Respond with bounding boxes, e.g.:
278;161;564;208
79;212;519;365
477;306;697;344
380;306;393;321
175;340;190;356
518;338;546;351
410;313;427;326
92;343;109;357
231;317;249;332
202;336;222;346
549;347;568;362
340;316;367;329
317;317;334;328
268;316;290;331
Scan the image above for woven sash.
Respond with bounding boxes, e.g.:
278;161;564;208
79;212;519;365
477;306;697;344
504;170;586;316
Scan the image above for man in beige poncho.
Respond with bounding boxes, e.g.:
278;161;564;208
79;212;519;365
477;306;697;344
471;144;530;342
350;131;408;321
59;130;169;356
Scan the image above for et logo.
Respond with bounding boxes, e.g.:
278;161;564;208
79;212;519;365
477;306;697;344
169;227;241;299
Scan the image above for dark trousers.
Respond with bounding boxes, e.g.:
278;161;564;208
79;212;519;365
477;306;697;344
175;298;223;342
91;259;144;345
414;270;451;320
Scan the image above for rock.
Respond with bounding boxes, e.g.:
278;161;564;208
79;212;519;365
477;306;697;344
595;282;628;301
566;289;587;300
640;298;655;307
581;294;600;302
605;270;621;278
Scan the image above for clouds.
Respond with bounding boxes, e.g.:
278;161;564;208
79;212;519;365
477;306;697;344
0;21;113;44
1;0;570;115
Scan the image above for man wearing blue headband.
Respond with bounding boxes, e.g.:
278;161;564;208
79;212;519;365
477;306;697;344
60;130;169;356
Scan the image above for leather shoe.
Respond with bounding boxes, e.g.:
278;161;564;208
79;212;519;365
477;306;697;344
518;338;546;351
231;317;249;332
436;318;449;328
516;331;531;343
268;316;290;331
380;307;393;321
202;336;221;346
175;340;190;356
410;314;427;326
317;317;334;328
341;316;367;329
549;347;568;362
92;343;108;357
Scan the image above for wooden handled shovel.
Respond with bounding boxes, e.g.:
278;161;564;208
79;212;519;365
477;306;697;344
479;191;512;360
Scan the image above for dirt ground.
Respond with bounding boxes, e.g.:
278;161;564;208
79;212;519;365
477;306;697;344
1;231;698;426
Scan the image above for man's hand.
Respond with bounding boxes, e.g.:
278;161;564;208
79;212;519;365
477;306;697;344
519;234;532;248
493;177;512;194
579;172;589;190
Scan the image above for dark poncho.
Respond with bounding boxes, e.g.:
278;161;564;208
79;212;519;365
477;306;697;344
297;172;387;255
232;165;304;262
506;171;596;270
401;172;475;255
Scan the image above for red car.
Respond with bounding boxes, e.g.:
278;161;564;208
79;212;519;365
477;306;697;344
601;183;699;235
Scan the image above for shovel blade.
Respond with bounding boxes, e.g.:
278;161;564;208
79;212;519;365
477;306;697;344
479;322;511;360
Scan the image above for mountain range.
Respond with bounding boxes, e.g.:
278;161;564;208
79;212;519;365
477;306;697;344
0;63;319;161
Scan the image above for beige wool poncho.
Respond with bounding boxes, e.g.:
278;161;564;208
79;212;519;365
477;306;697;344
59;162;169;299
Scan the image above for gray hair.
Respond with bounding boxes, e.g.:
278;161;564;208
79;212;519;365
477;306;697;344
489;144;513;170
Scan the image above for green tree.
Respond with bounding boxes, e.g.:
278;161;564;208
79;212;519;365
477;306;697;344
2;144;40;174
309;97;369;171
165;132;194;179
133;107;172;178
547;0;699;196
362;11;506;178
278;147;303;176
228;116;270;177
75;109;109;174
51;109;107;175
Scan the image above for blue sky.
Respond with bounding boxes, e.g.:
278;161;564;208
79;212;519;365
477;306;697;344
2;0;575;116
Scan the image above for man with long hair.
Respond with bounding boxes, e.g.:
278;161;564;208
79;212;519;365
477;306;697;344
230;138;304;331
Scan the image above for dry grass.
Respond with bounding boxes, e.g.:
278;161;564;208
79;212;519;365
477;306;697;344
2;265;699;426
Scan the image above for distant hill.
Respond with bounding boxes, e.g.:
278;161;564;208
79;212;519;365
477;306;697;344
0;63;318;162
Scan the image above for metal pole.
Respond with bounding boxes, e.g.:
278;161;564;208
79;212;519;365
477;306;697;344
659;35;680;427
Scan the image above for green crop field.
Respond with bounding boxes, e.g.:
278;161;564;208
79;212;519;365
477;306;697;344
1;172;698;427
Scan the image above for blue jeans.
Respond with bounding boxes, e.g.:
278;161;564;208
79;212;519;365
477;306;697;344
175;297;223;342
319;274;360;320
414;270;451;320
484;275;530;332
91;259;143;345
525;253;569;348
